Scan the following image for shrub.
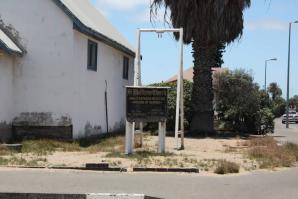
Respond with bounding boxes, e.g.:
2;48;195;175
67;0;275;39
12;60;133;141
214;69;275;134
214;160;240;174
271;97;286;118
255;108;275;134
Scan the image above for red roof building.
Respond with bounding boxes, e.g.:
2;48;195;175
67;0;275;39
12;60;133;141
166;67;226;83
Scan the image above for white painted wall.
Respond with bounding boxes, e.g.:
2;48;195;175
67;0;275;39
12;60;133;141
0;51;14;124
0;0;134;138
72;31;134;138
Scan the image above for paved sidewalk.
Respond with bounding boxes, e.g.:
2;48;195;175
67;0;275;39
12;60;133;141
273;118;298;144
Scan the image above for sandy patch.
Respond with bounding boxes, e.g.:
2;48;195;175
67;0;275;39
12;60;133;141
1;136;259;173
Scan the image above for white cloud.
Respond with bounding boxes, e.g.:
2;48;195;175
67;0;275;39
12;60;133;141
94;0;149;11
91;0;166;24
131;8;166;23
245;19;288;31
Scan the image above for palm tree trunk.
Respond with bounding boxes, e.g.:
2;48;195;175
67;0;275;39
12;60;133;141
190;40;216;135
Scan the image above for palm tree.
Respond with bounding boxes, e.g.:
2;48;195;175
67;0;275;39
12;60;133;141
151;0;251;134
268;82;282;101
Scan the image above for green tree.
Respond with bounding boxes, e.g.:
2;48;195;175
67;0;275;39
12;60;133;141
259;89;271;109
214;69;274;134
272;97;286;118
265;82;286;118
268;82;282;101
151;0;251;134
289;95;298;110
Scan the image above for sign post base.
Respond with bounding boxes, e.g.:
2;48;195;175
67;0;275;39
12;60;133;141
125;121;134;155
158;122;166;153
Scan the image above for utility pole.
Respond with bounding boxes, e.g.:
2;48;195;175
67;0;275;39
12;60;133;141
286;21;298;128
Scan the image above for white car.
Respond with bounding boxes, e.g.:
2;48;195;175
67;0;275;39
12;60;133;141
282;111;298;124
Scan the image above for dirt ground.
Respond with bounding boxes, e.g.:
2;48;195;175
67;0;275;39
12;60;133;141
5;135;258;174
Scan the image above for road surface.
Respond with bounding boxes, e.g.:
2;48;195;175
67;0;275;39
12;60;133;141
0;168;298;199
0;119;297;199
273;118;298;144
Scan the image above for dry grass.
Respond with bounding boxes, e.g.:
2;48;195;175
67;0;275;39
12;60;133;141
0;156;47;167
19;134;144;155
86;136;125;153
214;160;240;174
87;134;143;153
247;137;298;168
21;140;82;155
284;143;298;161
0;145;10;156
106;150;173;159
3;135;296;173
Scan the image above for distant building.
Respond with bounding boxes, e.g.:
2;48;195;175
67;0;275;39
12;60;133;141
166;67;225;83
0;0;135;141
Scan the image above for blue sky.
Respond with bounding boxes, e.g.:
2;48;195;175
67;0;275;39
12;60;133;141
91;0;298;97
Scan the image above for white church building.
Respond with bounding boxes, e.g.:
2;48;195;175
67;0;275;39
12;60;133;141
0;0;135;141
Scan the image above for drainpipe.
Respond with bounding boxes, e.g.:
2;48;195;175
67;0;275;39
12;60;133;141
105;80;109;134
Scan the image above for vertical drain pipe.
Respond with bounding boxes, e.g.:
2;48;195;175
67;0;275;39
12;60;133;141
105;80;109;134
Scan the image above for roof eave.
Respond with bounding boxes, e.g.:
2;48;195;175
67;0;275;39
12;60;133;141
73;23;135;57
53;0;135;58
0;40;23;56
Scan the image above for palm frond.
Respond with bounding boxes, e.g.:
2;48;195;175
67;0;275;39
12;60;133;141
150;0;251;44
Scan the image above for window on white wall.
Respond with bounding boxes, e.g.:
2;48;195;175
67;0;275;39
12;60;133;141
87;40;98;71
123;56;129;80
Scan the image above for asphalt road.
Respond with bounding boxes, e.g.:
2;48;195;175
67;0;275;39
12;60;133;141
273;118;298;144
0;119;297;199
0;168;298;199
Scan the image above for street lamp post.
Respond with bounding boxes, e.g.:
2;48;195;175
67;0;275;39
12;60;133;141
265;58;277;91
286;21;298;128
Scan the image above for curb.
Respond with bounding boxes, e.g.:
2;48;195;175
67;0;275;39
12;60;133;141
0;166;127;172
0;193;160;199
0;166;199;173
133;167;199;173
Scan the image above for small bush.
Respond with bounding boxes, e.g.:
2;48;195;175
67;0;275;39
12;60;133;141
255;108;275;134
214;160;240;174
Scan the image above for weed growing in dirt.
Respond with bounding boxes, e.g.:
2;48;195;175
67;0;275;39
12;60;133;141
214;160;240;174
0;145;11;156
247;137;297;168
0;156;47;167
21;140;81;155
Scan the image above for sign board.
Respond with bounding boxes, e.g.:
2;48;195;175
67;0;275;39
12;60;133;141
126;86;169;122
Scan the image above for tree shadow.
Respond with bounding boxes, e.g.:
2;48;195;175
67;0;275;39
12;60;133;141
185;130;251;140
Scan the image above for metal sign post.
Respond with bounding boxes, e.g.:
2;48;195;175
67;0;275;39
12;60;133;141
125;28;184;155
175;28;184;150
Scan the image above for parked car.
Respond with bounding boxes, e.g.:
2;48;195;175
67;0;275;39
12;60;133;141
282;111;298;124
